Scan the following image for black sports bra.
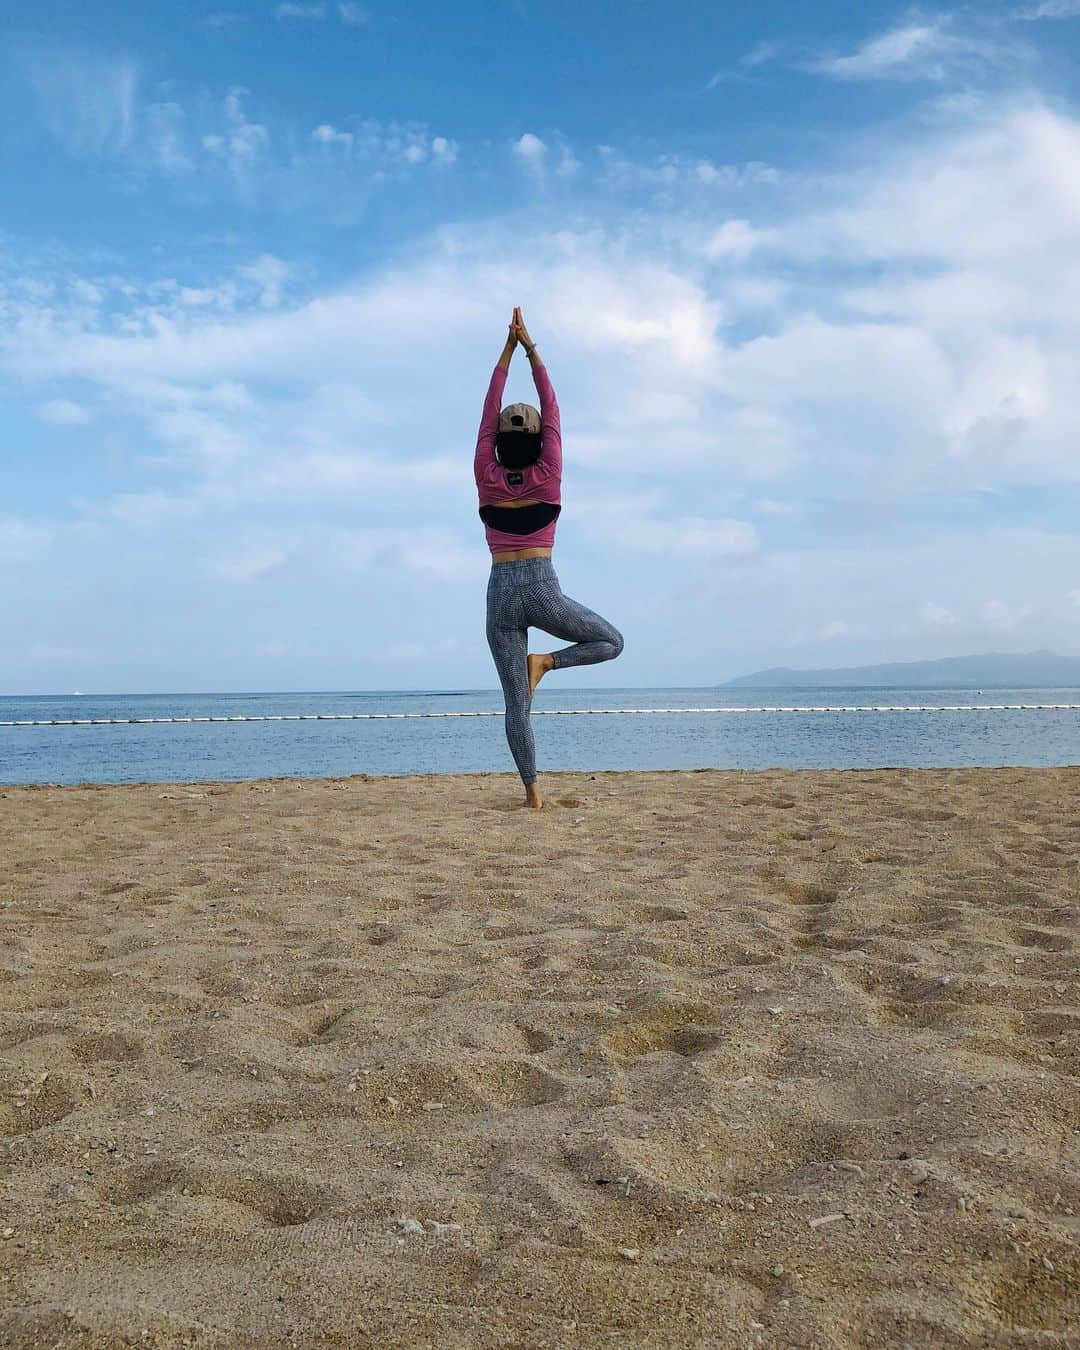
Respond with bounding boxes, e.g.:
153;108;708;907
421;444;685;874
478;502;561;535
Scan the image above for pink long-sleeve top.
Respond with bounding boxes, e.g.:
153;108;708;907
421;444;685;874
474;360;562;555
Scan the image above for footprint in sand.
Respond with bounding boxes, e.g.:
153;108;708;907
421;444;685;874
0;1075;78;1135
70;1031;145;1063
102;1161;336;1228
779;880;839;906
603;999;721;1059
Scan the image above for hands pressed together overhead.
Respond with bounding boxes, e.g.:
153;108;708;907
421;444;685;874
494;306;539;373
506;305;536;355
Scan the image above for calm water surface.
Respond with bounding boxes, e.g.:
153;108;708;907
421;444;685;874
1;686;1077;785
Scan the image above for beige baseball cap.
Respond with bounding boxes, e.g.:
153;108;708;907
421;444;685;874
498;402;541;435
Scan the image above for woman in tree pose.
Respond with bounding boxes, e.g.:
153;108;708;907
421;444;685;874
475;306;624;808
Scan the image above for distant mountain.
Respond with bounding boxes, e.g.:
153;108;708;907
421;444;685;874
721;649;1080;689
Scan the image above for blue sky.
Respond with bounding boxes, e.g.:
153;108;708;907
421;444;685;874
2;0;1080;692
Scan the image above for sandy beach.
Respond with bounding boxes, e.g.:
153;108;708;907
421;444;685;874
0;766;1076;1348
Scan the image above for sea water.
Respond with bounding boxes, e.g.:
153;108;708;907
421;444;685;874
1;686;1077;786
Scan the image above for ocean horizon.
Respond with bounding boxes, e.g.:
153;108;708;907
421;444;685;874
3;684;1078;786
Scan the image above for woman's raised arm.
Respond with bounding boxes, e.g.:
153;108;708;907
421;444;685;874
514;308;561;475
474;317;517;479
496;318;517;372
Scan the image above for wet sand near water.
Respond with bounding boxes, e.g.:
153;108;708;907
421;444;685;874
0;767;1077;1347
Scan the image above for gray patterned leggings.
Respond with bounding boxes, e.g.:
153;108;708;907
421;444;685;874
486;556;624;785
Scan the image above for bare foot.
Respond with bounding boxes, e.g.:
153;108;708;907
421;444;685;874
527;652;555;697
524;783;543;809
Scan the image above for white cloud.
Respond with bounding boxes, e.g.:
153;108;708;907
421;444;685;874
707;39;779;87
752;498;804;518
743;529;1077;668
512;133;578;177
777;104;1080;269
70;279;105;306
237;254;291;309
351;119;458;169
10;102;1080;515
513;133;546;162
201;87;270;185
919;602;957;628
176;287;219;307
145;101;192;174
310;121;458;169
38;399;92;425
556;145;581;177
596;147;778;193
742;40;778;68
618;516;758;559
1018;0;1080;16
338;2;368;23
275;2;326;18
95;491;200;532
815;22;939;79
431;136;458;165
313;123;353;151
0;517;54;567
19;56;455;206
26;51;138;156
945;336;1048;456
208;540;290;582
704;219;761;261
308;525;480;578
6;96;1080;684
982;598;1033;630
810;20;1003;83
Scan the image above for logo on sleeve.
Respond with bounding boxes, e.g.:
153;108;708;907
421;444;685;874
506;471;524;486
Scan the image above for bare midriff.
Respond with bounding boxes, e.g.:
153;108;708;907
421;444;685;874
489;498;554;562
492;546;553;562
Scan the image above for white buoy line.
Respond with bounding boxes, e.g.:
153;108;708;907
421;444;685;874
2;704;1078;728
